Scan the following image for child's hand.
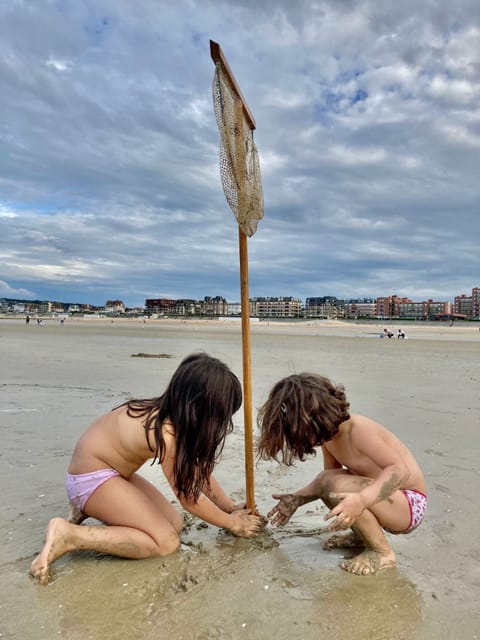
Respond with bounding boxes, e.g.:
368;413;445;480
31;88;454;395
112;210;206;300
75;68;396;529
228;510;265;538
231;502;267;522
324;492;366;530
267;494;302;527
231;501;248;512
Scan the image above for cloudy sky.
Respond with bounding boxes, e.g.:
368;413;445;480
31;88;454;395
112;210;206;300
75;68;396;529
1;0;479;307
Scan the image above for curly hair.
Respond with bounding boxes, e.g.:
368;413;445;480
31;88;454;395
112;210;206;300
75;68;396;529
256;373;350;465
122;353;242;501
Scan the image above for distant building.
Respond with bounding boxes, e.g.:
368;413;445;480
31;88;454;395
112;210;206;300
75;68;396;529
398;299;451;320
454;287;480;319
144;297;227;316
13;302;26;313
175;299;198;316
454;294;472;318
250;296;302;318
227;302;241;316
50;302;66;314
305;296;341;318
201;296;228;316
104;300;125;314
472;287;480;319
344;301;376;319
67;304;81;313
144;298;176;315
428;300;452;318
38;300;53;314
376;295;412;318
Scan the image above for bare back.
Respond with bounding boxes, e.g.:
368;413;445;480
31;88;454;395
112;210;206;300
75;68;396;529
68;405;156;477
323;414;426;494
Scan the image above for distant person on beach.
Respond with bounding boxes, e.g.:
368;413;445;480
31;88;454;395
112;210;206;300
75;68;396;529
397;328;406;339
257;373;427;576
31;353;264;585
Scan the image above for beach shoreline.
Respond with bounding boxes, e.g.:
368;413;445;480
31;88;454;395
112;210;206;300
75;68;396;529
2;313;479;340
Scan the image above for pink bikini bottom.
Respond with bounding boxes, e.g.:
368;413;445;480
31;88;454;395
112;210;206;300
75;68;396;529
66;469;121;513
401;489;427;531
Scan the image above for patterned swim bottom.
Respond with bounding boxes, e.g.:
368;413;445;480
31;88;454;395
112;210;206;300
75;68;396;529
401;489;427;532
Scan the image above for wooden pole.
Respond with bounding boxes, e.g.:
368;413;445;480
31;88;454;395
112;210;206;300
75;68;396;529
239;227;255;510
210;40;256;510
234;95;255;511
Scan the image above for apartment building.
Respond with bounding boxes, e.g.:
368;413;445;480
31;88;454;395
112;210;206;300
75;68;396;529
174;299;198;315
250;296;302;318
454;287;480;319
398;299;451;319
471;287;479;319
144;298;177;315
376;295;412;318
454;294;472;317
344;301;376;319
144;297;227;316
305;296;341;318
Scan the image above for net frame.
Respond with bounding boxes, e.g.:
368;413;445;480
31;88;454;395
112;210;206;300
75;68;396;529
212;62;264;237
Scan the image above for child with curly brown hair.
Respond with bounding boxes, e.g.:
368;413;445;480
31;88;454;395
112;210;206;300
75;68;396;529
257;373;426;576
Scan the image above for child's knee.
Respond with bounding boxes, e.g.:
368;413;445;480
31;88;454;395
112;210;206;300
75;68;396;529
314;470;339;500
156;531;180;556
164;535;181;555
173;512;184;534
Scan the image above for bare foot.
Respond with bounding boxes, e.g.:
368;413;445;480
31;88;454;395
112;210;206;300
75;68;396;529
323;531;365;550
30;518;74;585
67;503;87;525
340;549;396;576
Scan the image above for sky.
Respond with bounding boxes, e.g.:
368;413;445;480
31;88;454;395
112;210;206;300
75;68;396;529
1;0;479;307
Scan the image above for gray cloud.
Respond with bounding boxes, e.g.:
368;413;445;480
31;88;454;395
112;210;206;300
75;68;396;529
1;0;479;306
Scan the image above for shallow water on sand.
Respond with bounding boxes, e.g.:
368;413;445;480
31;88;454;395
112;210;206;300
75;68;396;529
1;319;479;639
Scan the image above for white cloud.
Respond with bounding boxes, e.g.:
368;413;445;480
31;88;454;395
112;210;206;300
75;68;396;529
0;279;35;298
0;206;18;218
46;58;71;72
329;145;388;166
430;75;478;105
435;122;480;148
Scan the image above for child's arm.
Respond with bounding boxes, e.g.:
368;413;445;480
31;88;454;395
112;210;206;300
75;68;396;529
268;479;323;526
178;488;263;537
161;434;263;537
201;475;236;513
268;446;341;526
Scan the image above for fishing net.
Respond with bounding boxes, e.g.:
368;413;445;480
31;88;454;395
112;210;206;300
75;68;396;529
212;61;264;237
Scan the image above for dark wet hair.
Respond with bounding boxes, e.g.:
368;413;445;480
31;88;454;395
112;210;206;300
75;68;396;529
256;373;350;465
124;353;242;501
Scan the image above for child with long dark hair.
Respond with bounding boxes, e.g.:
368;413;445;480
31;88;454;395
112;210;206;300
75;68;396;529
31;353;264;584
257;373;426;576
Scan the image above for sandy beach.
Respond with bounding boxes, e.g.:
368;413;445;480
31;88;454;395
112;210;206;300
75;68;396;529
1;317;479;639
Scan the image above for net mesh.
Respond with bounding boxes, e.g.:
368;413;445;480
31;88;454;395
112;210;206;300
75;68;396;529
212;62;264;237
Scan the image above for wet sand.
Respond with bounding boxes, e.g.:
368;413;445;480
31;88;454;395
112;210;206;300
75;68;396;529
1;317;479;639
